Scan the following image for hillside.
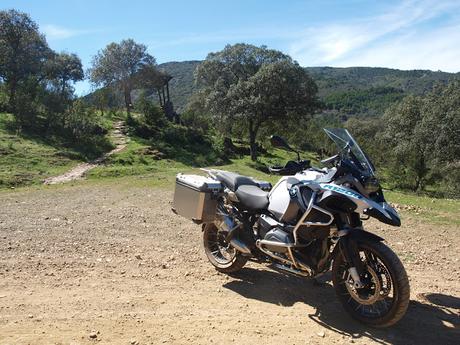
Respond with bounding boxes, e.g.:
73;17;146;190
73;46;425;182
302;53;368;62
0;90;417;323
84;62;459;117
305;66;457;96
156;62;459;117
0;113;84;187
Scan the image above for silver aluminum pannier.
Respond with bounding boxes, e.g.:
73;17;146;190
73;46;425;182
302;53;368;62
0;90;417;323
172;174;223;224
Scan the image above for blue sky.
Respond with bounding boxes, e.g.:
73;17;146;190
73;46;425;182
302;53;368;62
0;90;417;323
3;0;460;95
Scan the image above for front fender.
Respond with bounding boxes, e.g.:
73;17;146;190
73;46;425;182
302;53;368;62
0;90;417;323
331;229;384;260
331;229;384;276
364;202;401;226
348;228;384;242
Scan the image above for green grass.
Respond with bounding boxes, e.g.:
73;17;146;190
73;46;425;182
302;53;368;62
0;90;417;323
0;112;115;188
385;190;460;226
0;113;85;187
87;136;197;187
87;134;318;187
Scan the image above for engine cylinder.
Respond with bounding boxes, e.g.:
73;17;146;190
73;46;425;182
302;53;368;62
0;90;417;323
263;228;292;253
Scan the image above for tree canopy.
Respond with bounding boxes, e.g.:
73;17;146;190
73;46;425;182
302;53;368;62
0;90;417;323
0;9;51;122
47;52;84;95
89;39;156;115
194;43;318;160
381;81;460;194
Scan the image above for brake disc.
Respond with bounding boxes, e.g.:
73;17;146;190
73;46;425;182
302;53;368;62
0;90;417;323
345;265;381;305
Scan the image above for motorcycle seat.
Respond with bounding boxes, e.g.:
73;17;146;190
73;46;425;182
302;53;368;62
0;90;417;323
215;171;257;191
235;185;269;210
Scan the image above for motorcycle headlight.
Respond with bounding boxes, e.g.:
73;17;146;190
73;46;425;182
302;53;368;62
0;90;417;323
364;176;380;193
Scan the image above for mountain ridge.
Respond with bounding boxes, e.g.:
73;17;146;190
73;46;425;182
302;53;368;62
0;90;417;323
157;61;459;114
87;60;459;116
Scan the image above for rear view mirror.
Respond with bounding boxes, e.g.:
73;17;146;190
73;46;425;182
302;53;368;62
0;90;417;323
270;135;293;151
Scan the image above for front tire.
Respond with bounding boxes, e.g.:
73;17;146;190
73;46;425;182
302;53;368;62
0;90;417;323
203;223;248;273
332;238;410;327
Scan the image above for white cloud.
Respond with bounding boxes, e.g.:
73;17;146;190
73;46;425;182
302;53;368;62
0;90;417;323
337;24;460;72
288;0;460;71
42;24;87;40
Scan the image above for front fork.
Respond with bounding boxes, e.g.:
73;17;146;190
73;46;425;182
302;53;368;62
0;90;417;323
335;226;385;287
339;235;366;288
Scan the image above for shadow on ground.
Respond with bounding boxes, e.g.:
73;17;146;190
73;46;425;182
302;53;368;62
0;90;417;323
223;267;460;345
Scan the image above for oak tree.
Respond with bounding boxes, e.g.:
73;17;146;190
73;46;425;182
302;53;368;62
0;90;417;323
89;39;155;115
194;43;318;160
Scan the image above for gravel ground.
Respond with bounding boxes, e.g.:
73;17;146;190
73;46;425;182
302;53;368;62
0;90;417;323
0;182;459;345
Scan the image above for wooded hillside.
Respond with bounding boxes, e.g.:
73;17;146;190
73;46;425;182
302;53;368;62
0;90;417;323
154;61;458;115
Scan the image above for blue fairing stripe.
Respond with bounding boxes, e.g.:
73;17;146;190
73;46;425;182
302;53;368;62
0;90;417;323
322;184;363;200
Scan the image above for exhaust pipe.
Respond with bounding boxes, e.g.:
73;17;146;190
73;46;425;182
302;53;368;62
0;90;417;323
222;215;252;255
272;263;310;277
230;238;252;255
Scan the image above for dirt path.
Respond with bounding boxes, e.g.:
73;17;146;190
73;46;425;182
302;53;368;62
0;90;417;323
0;183;459;345
43;121;127;185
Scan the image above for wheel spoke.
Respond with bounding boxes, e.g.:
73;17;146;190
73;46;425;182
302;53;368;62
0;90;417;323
338;245;396;320
205;227;238;265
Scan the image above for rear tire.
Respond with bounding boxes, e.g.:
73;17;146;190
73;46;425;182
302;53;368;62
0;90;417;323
332;238;410;327
203;223;248;273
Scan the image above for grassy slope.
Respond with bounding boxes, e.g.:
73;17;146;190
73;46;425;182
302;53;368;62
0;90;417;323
386;191;460;226
87;134;317;186
0;113;88;187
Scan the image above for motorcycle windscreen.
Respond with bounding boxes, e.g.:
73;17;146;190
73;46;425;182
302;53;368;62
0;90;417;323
324;128;376;175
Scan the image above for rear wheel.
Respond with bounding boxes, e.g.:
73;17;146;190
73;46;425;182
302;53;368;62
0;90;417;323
203;223;248;273
332;238;410;327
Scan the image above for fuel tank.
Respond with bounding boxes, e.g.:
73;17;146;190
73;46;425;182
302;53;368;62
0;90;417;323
268;177;302;222
268;170;325;222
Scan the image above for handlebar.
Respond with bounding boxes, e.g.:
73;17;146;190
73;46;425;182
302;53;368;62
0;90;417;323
320;154;339;166
268;160;311;175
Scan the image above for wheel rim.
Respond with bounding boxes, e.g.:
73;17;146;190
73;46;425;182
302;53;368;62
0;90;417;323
337;246;395;319
205;225;237;265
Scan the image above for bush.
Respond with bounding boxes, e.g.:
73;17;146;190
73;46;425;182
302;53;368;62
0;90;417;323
127;103;227;167
180;110;210;132
135;91;167;126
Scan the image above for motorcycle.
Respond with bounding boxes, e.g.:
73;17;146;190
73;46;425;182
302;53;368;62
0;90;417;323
172;128;410;327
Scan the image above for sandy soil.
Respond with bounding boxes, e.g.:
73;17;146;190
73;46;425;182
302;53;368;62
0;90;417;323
43;121;127;185
0;183;459;345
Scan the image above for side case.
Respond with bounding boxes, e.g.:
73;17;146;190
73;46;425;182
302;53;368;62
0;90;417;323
172;174;223;224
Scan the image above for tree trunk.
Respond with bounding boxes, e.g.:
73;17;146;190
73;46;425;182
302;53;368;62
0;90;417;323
166;82;170;102
124;86;131;116
162;87;166;106
8;78;17;116
157;89;163;106
248;119;257;161
61;78;67;99
414;151;426;191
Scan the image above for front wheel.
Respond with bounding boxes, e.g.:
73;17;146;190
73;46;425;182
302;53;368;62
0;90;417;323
332;238;410;327
203;223;248;273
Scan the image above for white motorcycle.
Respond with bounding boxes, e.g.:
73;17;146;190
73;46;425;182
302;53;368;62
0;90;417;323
172;128;409;327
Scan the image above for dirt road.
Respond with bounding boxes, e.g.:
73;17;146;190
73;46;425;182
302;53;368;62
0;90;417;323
43;121;127;185
1;182;459;344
